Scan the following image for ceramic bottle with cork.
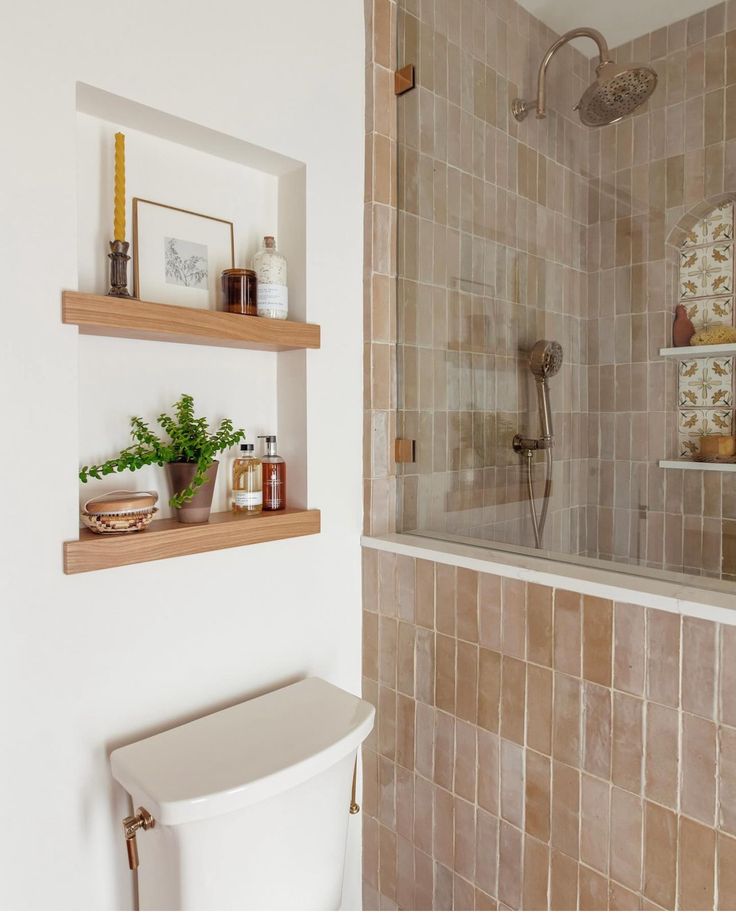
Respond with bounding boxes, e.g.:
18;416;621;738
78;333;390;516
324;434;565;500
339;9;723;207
258;435;286;510
253;236;288;320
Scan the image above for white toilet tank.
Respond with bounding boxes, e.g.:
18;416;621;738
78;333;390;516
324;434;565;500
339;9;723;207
110;677;374;910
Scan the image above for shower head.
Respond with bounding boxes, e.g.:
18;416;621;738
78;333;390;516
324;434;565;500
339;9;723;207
511;27;658;127
575;60;657;127
529;340;563;380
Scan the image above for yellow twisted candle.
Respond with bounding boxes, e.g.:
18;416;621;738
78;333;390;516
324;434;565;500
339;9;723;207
113;132;126;241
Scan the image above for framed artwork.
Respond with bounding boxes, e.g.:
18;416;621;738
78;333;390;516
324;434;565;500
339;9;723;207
132;198;235;309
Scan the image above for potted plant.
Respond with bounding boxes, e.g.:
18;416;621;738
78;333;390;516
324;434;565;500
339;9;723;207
79;394;244;523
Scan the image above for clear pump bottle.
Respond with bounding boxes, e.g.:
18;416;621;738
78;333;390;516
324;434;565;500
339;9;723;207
231;444;263;515
258;435;286;511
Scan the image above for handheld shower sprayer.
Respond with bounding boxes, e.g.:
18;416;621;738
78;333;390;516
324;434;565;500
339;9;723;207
514;340;563;452
513;341;563;550
530;340;563;447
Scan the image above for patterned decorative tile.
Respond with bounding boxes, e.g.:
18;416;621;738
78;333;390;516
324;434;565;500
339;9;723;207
680;244;733;299
681;297;734;331
683;203;735;246
679;357;733;408
678;408;733;456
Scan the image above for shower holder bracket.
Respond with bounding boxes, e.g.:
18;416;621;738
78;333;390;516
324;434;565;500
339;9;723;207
513;433;553;453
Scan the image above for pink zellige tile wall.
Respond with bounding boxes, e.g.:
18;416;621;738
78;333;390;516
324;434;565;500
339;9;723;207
361;552;736;909
363;0;736;910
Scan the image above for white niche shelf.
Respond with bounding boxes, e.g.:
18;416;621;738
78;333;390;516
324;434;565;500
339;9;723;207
659;343;736;359
659;460;736;472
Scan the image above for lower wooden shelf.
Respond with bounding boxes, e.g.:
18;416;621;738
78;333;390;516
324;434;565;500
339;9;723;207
64;507;321;574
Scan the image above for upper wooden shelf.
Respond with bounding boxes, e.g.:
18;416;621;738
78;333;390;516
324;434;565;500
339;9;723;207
62;291;320;351
64;507;321;574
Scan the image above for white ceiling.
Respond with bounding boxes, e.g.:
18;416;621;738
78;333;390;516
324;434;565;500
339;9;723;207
518;0;720;53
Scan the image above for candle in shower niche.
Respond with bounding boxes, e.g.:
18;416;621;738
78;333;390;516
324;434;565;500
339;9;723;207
113;132;126;241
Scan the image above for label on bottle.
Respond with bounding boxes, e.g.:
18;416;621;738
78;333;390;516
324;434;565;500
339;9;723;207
257;283;288;319
232;490;262;508
262;462;285;510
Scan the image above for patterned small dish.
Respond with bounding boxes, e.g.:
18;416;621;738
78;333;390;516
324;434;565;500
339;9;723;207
81;491;158;535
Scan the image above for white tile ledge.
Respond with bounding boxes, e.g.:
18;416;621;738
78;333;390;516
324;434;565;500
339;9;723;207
361;533;736;626
659;343;736;358
659;459;736;472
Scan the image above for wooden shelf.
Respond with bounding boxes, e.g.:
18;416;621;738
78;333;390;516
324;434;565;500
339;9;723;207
659;343;736;358
659;460;736;472
62;291;320;351
64;507;321;574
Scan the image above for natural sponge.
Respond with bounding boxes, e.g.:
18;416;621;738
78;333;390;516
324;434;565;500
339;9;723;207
690;324;736;345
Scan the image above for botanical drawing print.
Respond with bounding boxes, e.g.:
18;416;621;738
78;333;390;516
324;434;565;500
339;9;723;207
164;237;209;289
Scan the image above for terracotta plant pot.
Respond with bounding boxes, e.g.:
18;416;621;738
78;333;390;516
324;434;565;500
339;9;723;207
166;461;219;524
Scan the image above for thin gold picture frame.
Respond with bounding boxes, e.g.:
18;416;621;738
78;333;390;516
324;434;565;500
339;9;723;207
132;197;235;302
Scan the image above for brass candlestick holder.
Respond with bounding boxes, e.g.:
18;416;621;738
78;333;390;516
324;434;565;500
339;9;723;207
108;239;133;298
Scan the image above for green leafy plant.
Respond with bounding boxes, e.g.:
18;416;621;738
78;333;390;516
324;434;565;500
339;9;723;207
79;394;244;508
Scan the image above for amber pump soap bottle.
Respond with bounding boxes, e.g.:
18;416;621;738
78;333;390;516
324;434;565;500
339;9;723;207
258;435;286;511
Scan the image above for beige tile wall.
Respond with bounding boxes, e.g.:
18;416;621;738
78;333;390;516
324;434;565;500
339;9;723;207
361;548;736;909
586;4;736;577
362;0;736;910
364;0;399;539
377;0;736;579
392;0;592;554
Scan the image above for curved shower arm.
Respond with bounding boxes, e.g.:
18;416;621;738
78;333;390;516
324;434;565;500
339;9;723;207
512;27;612;121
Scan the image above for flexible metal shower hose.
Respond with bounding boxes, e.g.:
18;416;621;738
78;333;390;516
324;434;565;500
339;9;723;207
525;447;553;550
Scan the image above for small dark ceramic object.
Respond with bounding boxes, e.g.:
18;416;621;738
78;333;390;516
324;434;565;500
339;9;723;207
108;239;133;298
673;303;696;347
166;461;219;523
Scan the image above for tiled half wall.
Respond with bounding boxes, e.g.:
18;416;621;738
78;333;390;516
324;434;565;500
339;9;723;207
361;548;736;910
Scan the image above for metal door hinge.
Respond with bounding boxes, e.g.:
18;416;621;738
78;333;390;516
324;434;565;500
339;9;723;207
395;65;415;95
123;807;155;870
395;438;416;463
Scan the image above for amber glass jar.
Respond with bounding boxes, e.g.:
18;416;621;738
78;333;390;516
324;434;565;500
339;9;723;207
221;268;257;315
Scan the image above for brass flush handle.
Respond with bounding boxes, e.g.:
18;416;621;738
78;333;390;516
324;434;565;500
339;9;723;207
122;807;155;870
349;756;360;815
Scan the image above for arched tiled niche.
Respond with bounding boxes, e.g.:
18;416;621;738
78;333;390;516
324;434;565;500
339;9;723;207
667;198;735;457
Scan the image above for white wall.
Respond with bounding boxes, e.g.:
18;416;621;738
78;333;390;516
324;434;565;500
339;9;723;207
0;0;365;909
75;113;280;517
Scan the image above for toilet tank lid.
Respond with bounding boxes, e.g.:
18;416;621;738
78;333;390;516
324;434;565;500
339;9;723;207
110;678;375;826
